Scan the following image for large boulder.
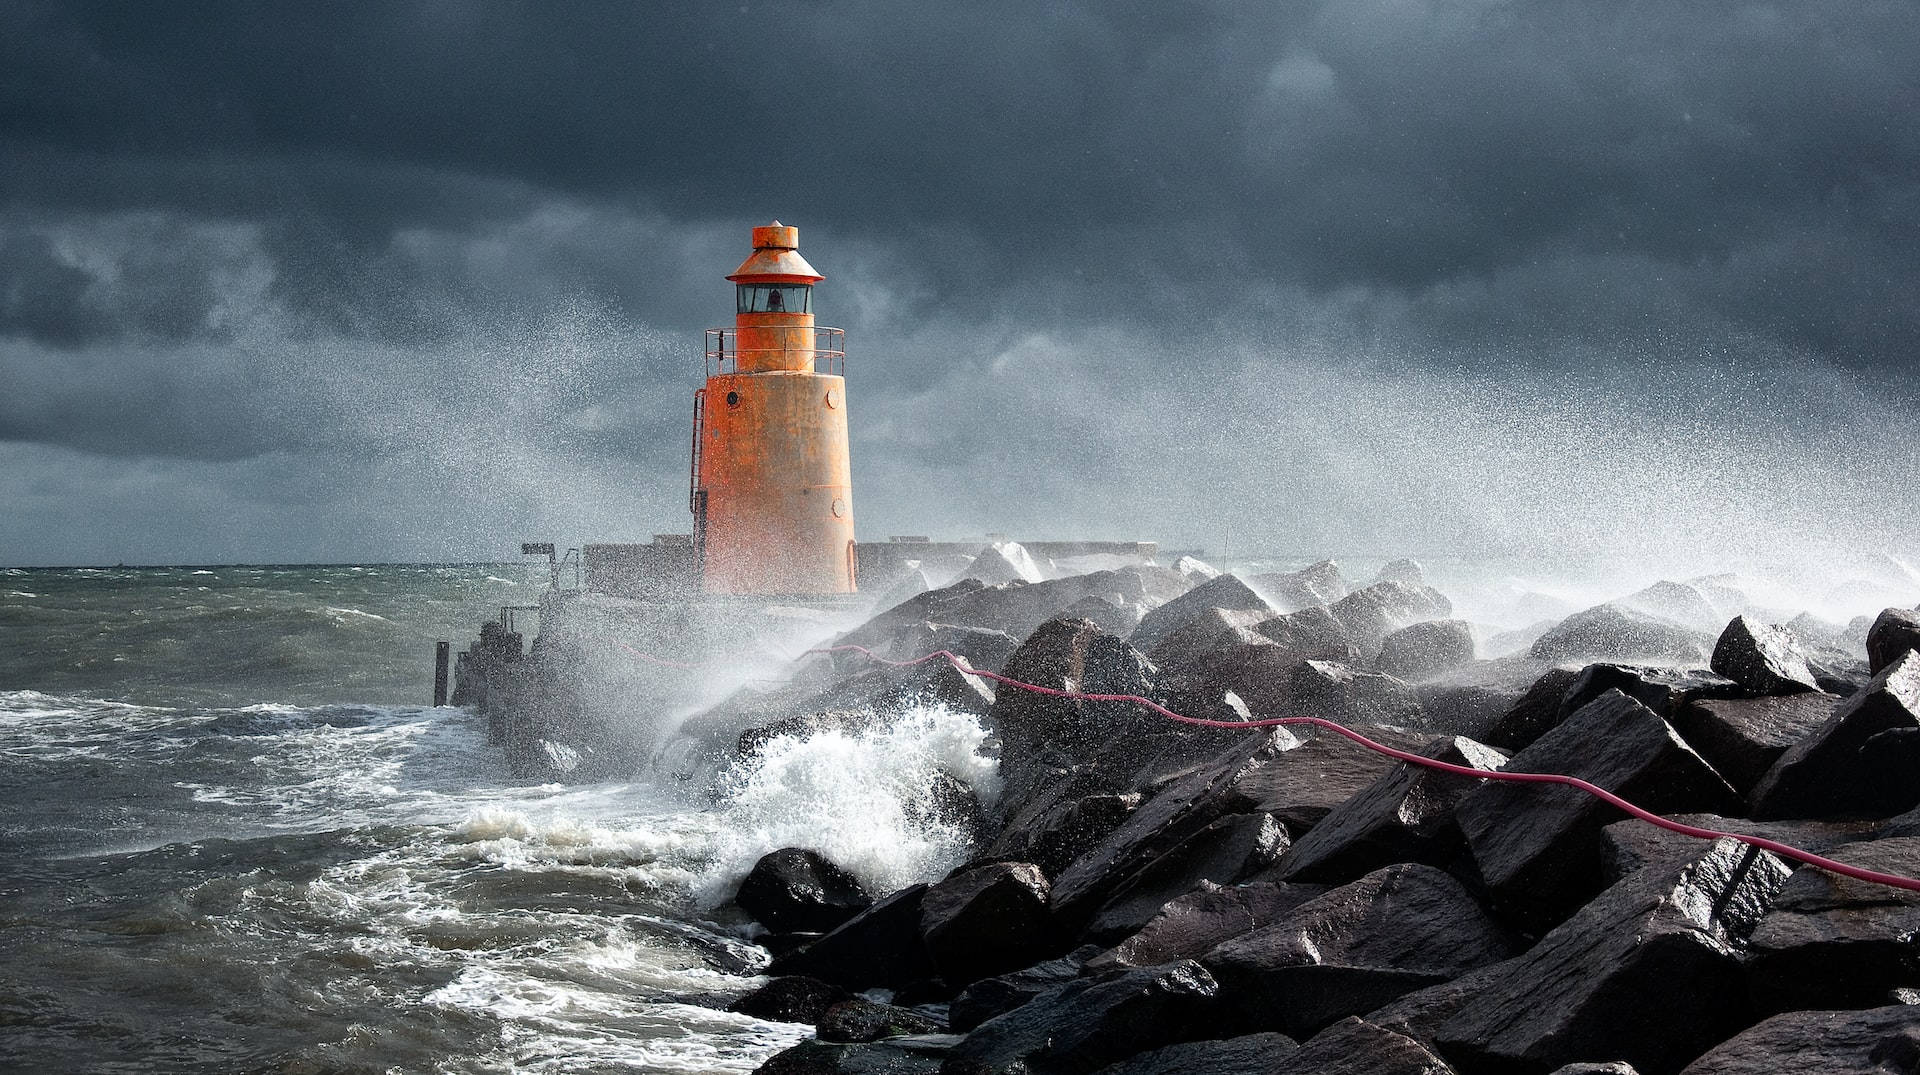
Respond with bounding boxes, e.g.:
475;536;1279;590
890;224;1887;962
1144;607;1276;679
1249;559;1349;611
1747;836;1920;1013
1669;692;1839;794
1678;1005;1920;1074
1236;724;1438;833
943;961;1219;1075
879;622;1021;676
1617;580;1725;634
1086;880;1331;973
1273;735;1508;885
1455;690;1741;931
816;997;943;1042
1274;1017;1460;1075
1749;651;1920;819
1374;559;1427;587
1128;573;1276;653
1084;812;1289;943
837;567;1189;659
1710;615;1819;695
1091;1032;1299;1075
947;947;1099;1033
728;975;850;1024
767;884;935;990
920;863;1057;988
1484;663;1734;751
964;542;1048;586
1869;607;1920;675
1436;839;1793;1075
1376;620;1477;682
736;848;872;934
978;790;1143;879
754;1035;956;1075
1529;603;1713;665
1598;813;1882;884
1290;660;1425;726
1328;582;1454;657
1204;863;1515;1039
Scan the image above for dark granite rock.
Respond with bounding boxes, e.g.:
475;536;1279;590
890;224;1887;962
1375;559;1428;587
947;947;1101;1033
1277;1017;1459;1075
1749;651;1920;819
1597;813;1883;884
942;960;1218;1075
1236;724;1438;833
1128;573;1277;653
1549;1065;1642;1075
1274;735;1508;885
1618;580;1725;634
988;616;1167;816
1204;863;1517;1039
1060;594;1144;638
729;975;851;1024
737;848;873;934
920;863;1057;987
1091;1031;1299;1075
817;997;944;1042
1711;615;1819;695
768;884;935;990
1086;880;1331;973
884;622;1022;676
1870;608;1920;675
980;790;1143;879
1252;603;1362;659
1435;839;1792;1075
1048;731;1293;928
1529;603;1712;665
1483;667;1584;751
1085;812;1289;943
1377;620;1477;682
1363;957;1520;1048
1670;692;1839;793
1290;660;1425;726
1455;690;1740;931
754;1034;958;1075
1250;560;1349;611
1748;836;1920;1013
1144;607;1275;679
1413;683;1517;741
1329;581;1455;657
837;568;1188;662
1678;1005;1920;1074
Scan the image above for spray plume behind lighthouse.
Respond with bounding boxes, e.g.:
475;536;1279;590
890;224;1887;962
692;223;858;594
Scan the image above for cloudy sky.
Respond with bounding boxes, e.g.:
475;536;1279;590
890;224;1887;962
3;1;1917;583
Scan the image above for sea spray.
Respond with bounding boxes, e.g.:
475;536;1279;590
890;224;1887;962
696;702;1002;906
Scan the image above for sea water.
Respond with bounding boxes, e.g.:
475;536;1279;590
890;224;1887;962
0;565;996;1073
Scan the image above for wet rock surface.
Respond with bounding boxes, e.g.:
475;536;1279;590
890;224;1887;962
919;863;1057;988
736;848;873;934
1328;581;1454;656
1275;1016;1459;1075
1090;1031;1299;1075
1711;615;1819;694
1678;1005;1920;1074
942;960;1219;1075
1747;837;1920;1013
729;975;851;1024
1087;879;1330;973
1377;619;1477;682
815;997;943;1043
1085;811;1288;943
1127;572;1275;653
1530;603;1713;665
1289;659;1425;726
767;884;935;990
1749;651;1920;819
1670;691;1838;793
947;948;1099;1033
1869;608;1920;675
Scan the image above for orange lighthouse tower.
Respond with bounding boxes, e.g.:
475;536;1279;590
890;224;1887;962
690;223;857;594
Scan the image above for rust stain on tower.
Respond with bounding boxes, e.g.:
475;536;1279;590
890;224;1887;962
691;222;858;594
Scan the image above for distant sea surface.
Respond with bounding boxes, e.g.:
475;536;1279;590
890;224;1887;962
0;564;988;1073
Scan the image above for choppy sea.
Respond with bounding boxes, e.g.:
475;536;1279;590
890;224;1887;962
0;564;996;1073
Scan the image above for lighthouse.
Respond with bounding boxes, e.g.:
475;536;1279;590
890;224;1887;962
690;223;858;594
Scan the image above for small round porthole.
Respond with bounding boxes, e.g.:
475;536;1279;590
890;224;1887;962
825;387;840;410
831;498;848;518
725;390;740;408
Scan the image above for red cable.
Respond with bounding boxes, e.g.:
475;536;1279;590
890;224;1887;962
795;643;1920;895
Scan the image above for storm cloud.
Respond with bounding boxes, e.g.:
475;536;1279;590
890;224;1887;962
2;1;1916;577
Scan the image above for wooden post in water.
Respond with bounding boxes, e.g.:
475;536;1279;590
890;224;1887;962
433;641;451;707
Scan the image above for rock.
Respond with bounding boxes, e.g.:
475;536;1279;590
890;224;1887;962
1091;1031;1299;1075
736;849;873;934
1171;555;1220;581
1274;735;1508;885
1749;651;1920;819
1059;594;1145;638
837;568;1188;663
1455;690;1740;931
1436;838;1791;1075
1204;863;1517;1039
1363;957;1519;1048
1329;582;1454;657
965;542;1047;586
980;791;1142;879
1549;1065;1642;1075
988;617;1167;816
1250;559;1350;612
1485;662;1736;751
920;863;1057;987
1289;660;1425;727
728;975;851;1024
1085;812;1289;943
943;960;1219;1075
1377;620;1477;682
1529;603;1713;665
1483;666;1585;750
1047;731;1296;929
1597;813;1883;884
1276;1017;1459;1075
1144;607;1279;679
1087;880;1330;973
767;884;935;990
816;997;943;1042
1678;1005;1920;1074
1747;836;1920;1013
1414;683;1518;741
947;947;1100;1033
1711;615;1819;694
881;622;1021;676
1375;559;1427;587
1869;608;1920;675
1236;724;1438;833
1669;692;1839;793
753;1034;957;1075
1128;573;1277;653
1618;580;1724;633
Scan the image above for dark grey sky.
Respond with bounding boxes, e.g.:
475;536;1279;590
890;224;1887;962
3;1;1917;582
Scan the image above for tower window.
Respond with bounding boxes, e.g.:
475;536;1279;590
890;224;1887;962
737;285;812;314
